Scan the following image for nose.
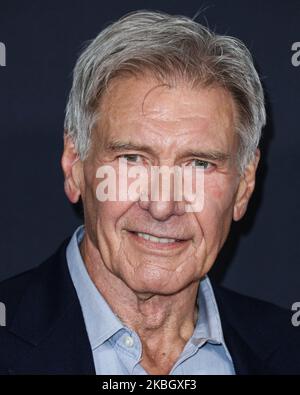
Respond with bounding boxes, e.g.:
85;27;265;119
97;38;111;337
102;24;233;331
139;199;184;221
138;169;186;221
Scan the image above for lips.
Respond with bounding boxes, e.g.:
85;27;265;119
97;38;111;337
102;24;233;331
128;229;187;241
136;232;178;244
126;230;189;250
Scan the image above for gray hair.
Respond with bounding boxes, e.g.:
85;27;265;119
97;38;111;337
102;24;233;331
64;10;266;172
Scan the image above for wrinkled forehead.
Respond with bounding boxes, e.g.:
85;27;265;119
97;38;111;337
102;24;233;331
92;74;238;156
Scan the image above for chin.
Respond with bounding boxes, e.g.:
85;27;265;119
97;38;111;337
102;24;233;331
131;284;184;297
123;271;192;296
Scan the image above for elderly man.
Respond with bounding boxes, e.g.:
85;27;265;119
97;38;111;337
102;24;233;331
0;10;299;375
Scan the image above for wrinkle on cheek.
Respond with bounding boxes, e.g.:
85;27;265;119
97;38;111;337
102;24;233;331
192;175;238;261
122;238;206;284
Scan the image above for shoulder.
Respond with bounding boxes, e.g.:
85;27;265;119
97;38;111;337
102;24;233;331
0;238;70;327
213;283;290;322
0;239;75;373
213;283;294;337
212;282;300;374
0;267;38;325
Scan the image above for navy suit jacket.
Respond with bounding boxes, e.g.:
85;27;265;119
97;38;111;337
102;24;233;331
0;239;299;375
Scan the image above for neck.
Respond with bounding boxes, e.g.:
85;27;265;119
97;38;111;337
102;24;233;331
80;234;200;374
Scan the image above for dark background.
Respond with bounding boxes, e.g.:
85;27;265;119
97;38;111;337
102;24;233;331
0;0;299;309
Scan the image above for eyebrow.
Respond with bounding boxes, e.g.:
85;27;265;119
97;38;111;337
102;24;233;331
105;140;157;156
177;150;231;162
105;140;231;163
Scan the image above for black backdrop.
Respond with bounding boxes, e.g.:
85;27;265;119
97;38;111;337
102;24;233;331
0;0;299;309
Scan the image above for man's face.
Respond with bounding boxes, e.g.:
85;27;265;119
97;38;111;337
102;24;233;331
64;75;258;296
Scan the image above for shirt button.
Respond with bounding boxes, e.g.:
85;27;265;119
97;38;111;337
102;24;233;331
123;335;134;348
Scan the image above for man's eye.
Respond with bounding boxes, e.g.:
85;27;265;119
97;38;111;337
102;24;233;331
119;154;142;163
190;159;212;169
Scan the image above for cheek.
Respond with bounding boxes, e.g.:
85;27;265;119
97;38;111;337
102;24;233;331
83;166;134;244
98;200;132;227
196;175;237;243
204;174;237;212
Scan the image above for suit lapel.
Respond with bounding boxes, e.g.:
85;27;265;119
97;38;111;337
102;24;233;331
7;240;95;374
217;312;266;374
212;283;276;375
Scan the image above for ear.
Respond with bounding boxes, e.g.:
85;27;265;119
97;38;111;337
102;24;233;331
61;134;83;203
233;149;260;221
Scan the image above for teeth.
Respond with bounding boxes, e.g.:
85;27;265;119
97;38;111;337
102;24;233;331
136;232;177;244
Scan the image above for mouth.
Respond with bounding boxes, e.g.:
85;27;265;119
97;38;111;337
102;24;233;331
126;230;190;250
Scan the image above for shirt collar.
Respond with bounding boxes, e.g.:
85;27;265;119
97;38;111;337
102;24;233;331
66;225;124;350
67;225;231;360
195;276;225;343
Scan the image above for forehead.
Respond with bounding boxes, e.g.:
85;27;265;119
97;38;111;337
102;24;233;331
96;75;238;153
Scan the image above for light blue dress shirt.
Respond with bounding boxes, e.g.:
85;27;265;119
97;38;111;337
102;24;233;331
66;226;235;375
